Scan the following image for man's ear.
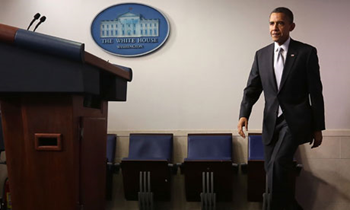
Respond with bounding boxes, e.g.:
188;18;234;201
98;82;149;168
290;23;296;32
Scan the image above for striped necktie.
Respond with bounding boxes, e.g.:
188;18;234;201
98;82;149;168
274;47;285;89
275;47;284;116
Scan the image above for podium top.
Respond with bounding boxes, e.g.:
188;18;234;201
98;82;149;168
0;23;132;82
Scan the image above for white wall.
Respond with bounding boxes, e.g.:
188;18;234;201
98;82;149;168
1;0;349;131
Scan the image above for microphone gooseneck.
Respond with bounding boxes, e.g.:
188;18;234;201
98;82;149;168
27;13;41;30
33;16;46;32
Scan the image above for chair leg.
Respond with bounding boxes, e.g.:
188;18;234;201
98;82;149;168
201;172;205;210
209;172;215;210
207;172;210;210
138;172;144;210
201;172;216;210
147;172;154;210
138;171;154;210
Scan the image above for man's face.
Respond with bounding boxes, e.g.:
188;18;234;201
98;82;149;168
269;12;295;45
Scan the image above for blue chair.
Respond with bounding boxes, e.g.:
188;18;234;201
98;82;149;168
181;134;238;209
246;133;266;202
121;134;175;209
246;133;302;203
106;134;118;200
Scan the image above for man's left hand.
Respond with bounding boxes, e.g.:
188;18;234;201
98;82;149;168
311;130;323;148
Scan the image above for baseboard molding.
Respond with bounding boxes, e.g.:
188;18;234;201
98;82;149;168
108;129;350;137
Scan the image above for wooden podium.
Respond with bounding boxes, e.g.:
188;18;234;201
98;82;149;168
0;23;132;210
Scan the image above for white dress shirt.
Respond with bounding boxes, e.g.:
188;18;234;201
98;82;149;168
274;37;291;116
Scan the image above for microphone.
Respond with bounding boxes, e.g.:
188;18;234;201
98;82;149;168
27;13;41;30
33;16;46;32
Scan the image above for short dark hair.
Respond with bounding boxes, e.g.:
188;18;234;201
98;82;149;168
271;7;294;23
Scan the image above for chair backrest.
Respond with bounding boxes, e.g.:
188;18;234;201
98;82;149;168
186;134;232;161
248;134;264;161
127;134;173;162
106;134;116;163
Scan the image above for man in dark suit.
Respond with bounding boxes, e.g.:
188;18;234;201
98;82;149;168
237;7;325;210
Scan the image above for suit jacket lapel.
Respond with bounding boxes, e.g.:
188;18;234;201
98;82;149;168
266;44;278;92
279;39;297;92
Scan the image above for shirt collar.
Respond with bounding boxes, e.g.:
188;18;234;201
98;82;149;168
274;37;291;52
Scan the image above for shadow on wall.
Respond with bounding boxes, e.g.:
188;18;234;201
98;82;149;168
295;146;350;210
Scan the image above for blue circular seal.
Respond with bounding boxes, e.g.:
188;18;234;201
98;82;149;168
91;3;170;57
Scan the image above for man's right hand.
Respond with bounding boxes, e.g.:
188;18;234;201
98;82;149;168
237;117;248;138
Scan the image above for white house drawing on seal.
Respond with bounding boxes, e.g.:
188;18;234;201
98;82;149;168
100;12;159;38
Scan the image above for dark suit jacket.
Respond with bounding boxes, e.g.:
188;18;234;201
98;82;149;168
239;39;325;145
